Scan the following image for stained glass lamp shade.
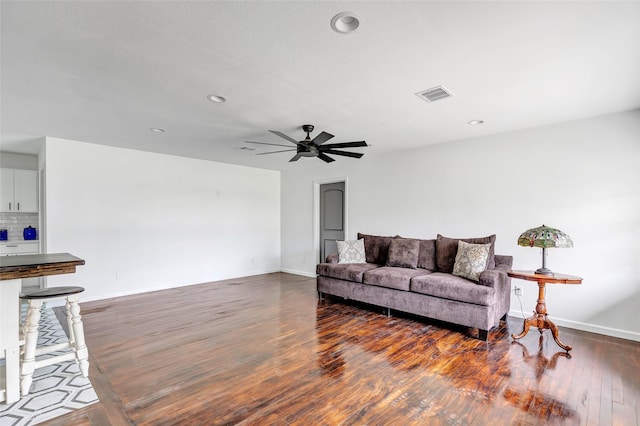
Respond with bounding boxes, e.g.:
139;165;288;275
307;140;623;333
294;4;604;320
518;225;573;275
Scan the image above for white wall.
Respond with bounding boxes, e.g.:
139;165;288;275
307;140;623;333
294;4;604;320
281;110;640;341
44;137;281;301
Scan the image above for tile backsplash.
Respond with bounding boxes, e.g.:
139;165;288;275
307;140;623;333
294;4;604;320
0;212;39;240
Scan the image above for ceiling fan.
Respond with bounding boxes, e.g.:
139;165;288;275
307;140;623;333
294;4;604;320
245;124;368;163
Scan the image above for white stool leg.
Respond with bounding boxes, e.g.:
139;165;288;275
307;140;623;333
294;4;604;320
21;299;43;396
65;297;76;347
67;295;89;377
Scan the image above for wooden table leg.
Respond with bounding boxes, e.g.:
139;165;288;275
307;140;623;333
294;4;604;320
511;281;571;351
511;311;548;340
544;316;572;351
511;313;535;340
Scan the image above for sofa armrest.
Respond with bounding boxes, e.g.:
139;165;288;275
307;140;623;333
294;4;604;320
325;253;339;264
478;268;508;288
494;263;511;273
479;265;512;326
494;254;513;269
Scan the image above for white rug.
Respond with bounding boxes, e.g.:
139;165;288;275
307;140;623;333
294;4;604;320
0;306;98;425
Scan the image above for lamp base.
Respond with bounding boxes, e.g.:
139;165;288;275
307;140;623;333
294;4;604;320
535;267;554;276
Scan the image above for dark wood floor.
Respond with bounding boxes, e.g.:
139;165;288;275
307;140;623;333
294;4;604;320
40;272;639;426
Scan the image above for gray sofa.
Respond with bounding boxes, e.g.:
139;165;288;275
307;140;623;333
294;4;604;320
316;233;512;340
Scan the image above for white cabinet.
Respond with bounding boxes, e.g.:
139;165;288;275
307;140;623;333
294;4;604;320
14;170;38;212
0;169;13;211
0;241;40;256
0;168;38;212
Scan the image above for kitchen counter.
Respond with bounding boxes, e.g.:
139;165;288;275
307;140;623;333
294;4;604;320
0;253;85;280
1;253;85;403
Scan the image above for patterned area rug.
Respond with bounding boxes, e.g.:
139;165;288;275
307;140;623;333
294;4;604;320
0;306;98;425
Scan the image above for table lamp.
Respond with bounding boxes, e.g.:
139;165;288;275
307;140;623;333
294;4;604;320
517;224;573;275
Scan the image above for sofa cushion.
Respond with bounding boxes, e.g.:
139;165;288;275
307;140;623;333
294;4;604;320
452;241;491;282
363;266;432;291
337;239;366;264
386;238;420;269
410;273;496;306
316;263;380;283
357;233;395;265
436;234;496;273
417;238;436;271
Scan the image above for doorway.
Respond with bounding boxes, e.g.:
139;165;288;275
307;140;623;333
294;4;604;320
318;181;345;263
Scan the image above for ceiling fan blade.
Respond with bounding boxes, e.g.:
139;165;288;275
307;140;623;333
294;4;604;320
269;130;300;145
289;154;303;162
245;141;293;148
322;149;364;159
321;141;368;149
310;131;334;146
317;153;335;163
256;149;297;156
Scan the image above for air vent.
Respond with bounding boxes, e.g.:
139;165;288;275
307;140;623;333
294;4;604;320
415;85;454;103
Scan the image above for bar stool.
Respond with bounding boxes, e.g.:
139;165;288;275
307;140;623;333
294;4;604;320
20;286;89;396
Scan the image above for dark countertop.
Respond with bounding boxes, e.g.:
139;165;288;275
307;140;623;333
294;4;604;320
0;253;85;280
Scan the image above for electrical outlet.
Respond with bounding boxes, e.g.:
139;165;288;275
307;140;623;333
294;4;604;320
514;286;522;296
116;271;123;279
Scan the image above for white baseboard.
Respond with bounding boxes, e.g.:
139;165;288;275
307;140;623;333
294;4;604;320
280;268;316;278
82;268;312;302
242;268;283;277
508;309;640;343
80;268;283;303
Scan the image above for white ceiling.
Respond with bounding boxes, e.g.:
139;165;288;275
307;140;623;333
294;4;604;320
2;1;639;171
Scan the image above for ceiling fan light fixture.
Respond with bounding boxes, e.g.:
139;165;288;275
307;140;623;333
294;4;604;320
252;124;367;164
468;120;484;125
150;128;166;133
207;94;227;103
331;12;361;34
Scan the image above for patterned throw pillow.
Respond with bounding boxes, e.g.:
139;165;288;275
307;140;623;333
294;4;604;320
436;234;496;272
337;239;366;264
452;241;491;282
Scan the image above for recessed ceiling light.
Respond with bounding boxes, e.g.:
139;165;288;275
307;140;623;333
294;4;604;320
207;94;227;103
468;120;484;125
330;12;361;34
150;128;166;133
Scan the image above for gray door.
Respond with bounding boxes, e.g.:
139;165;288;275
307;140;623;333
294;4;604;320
319;182;345;263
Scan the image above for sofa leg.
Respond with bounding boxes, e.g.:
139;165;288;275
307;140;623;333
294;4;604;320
478;329;488;341
384;307;391;317
317;291;324;300
501;313;508;322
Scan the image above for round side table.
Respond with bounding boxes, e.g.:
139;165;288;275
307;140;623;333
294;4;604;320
508;270;582;351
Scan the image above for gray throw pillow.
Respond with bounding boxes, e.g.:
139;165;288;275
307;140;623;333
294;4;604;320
436;234;496;273
357;233;395;265
417;238;437;271
386;238;420;269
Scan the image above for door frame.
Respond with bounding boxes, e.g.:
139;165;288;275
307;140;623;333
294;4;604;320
313;176;348;264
